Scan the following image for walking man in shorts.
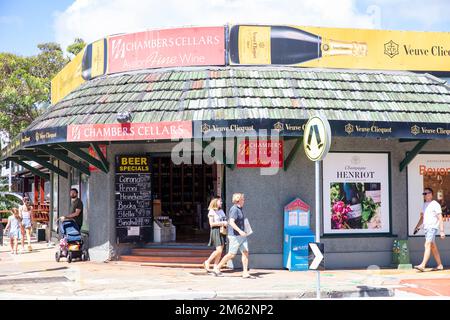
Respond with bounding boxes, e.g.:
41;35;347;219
213;193;254;279
414;188;445;271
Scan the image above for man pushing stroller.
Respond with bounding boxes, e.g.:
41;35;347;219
56;188;88;263
59;188;83;229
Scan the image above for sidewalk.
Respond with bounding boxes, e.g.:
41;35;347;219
1;241;449;299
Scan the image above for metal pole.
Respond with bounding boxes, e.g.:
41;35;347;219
315;160;321;299
8;161;12;192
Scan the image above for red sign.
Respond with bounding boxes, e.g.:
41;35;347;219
285;198;310;212
67;121;192;142
89;145;107;172
108;26;225;74
237;139;283;168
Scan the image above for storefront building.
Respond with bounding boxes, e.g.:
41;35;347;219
1;25;449;269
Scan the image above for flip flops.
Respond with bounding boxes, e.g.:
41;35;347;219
211;268;223;277
242;274;256;279
414;265;425;272
431;266;444;271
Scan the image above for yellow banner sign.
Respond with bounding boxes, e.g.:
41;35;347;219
51;49;85;105
229;24;450;73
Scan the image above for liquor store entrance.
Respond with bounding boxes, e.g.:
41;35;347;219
151;156;217;244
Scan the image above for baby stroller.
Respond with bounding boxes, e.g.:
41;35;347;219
55;219;88;263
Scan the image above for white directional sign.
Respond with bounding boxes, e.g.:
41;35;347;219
303;116;331;162
308;243;324;270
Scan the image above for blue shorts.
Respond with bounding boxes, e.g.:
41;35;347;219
9;229;21;240
22;219;32;229
424;228;438;243
228;235;249;255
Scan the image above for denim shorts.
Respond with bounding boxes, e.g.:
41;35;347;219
228;235;249;255
424;228;438;243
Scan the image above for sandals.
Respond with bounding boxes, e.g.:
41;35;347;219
242;274;256;279
431;266;444;271
414;265;425;272
203;261;210;272
212;268;223;277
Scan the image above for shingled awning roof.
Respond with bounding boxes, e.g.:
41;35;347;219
29;66;450;130
2;66;449;174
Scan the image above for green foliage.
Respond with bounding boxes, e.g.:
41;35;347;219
0;194;21;218
330;183;343;205
361;196;380;227
67;38;86;57
0;39;84;138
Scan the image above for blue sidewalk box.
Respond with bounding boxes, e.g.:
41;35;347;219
283;198;315;271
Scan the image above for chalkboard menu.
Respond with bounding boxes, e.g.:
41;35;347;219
115;155;153;243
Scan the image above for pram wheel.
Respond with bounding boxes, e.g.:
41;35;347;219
67;252;73;263
81;252;86;261
55;251;60;262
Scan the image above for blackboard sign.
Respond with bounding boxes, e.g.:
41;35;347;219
115;155;153;243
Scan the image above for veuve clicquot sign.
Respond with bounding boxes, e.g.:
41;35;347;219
229;24;450;74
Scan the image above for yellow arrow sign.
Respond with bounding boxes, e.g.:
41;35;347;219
303;116;331;161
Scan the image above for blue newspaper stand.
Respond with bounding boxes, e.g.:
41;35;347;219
283;198;315;271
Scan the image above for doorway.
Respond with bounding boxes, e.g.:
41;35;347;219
152;156;217;243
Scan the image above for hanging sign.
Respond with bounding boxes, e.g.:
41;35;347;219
303;116;332;162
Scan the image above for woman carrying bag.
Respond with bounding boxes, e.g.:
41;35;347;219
203;197;227;273
19;196;33;252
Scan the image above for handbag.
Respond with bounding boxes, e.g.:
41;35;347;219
219;225;227;235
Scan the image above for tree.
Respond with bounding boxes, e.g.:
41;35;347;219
67;38;86;57
0;39;84;138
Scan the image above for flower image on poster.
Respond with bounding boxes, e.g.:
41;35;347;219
323;153;390;234
407;154;450;236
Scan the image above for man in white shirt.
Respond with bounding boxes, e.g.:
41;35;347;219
413;188;445;271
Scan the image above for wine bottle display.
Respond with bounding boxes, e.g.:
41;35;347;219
82;38;108;80
229;25;367;65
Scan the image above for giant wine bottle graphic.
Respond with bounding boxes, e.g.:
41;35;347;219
229;25;367;65
81;38;108;80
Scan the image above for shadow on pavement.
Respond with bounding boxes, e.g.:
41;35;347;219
0;266;69;278
356;286;394;297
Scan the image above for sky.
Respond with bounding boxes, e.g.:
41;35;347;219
0;0;450;56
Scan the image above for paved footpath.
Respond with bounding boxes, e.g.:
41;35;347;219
0;241;449;299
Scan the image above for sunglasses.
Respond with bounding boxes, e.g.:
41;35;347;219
422;192;432;195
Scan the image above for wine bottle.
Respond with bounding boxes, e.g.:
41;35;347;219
365;182;381;203
229;25;367;65
82;38;108;80
342;183;362;229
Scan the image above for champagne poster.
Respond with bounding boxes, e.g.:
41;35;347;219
407;154;450;236
323;153;390;234
229;24;450;73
